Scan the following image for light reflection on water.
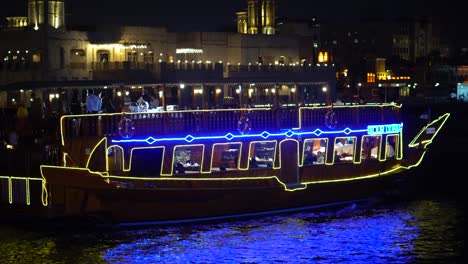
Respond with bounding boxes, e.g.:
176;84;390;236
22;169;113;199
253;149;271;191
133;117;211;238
0;198;464;264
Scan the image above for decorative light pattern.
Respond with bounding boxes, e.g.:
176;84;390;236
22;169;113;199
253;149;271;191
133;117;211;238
0;176;42;205
111;124;398;145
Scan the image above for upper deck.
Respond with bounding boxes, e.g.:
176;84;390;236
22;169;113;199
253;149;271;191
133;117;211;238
61;103;402;141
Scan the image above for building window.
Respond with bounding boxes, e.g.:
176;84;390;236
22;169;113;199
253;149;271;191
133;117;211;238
70;49;86;69
127;51;137;62
278;56;285;65
32;53;41;63
97;50;110;62
143;52;154;63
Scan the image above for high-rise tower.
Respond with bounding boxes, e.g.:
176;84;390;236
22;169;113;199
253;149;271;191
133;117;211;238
28;0;65;30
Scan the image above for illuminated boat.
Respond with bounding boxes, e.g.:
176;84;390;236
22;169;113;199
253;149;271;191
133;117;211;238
39;103;449;224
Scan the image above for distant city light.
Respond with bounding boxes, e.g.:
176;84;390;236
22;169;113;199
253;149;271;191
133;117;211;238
176;48;203;54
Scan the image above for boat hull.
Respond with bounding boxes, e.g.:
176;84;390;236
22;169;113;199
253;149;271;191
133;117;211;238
40;166;408;225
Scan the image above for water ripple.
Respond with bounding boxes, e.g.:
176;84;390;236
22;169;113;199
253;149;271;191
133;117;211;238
0;198;464;264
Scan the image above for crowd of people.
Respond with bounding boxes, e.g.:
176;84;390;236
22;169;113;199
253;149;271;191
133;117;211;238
1;87;166;149
0;92;51;150
81;89;161;114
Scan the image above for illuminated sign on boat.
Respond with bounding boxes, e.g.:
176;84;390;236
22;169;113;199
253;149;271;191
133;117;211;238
367;124;402;135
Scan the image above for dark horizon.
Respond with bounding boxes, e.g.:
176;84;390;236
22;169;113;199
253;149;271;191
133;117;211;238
1;1;466;46
1;1;464;29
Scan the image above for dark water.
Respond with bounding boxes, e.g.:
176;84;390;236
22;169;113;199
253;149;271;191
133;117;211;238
0;196;464;264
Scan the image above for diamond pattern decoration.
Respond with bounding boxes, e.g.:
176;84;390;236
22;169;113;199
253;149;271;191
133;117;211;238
225;133;234;141
312;129;322;136
260;131;270;139
285;130;294;137
145;137;157;144
114;123;394;145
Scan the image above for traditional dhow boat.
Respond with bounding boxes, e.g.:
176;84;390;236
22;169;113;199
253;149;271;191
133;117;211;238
39;103;449;224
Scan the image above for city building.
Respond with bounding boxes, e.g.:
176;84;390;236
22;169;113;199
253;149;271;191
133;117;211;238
0;0;336;110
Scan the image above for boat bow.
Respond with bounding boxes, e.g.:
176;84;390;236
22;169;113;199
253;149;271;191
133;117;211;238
408;112;450;150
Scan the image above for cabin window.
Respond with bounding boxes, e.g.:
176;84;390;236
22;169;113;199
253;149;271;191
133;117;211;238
386;135;398;159
303;138;327;166
212;143;241;171
361;135;381;161
130;147;164;177
173;145;204;174
249;141;276;168
107;146;124;172
334;137;356;163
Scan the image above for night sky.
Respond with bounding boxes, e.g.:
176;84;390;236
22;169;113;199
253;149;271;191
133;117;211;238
0;0;465;40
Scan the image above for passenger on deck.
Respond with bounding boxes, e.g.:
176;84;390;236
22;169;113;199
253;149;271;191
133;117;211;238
100;91;116;113
86;89;100;114
149;94;160;109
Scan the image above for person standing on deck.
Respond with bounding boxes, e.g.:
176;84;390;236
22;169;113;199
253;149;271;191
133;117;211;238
30;92;45;137
85;88;101;136
86;89;101;114
100;91;116;113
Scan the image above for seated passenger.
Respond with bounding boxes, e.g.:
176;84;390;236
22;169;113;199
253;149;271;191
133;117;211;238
386;143;395;158
249;157;258;168
304;151;316;165
315;151;325;164
370;146;379;159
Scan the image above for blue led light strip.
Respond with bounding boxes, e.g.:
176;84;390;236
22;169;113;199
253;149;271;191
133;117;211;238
111;123;403;145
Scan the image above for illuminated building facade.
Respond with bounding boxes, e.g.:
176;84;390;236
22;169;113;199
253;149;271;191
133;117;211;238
0;0;335;109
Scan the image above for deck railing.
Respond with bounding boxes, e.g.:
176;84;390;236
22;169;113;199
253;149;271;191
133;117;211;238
0;176;43;206
61;104;401;140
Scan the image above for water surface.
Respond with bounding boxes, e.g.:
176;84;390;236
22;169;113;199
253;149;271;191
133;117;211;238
0;197;464;264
